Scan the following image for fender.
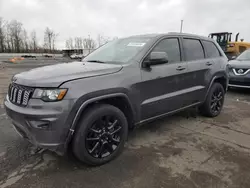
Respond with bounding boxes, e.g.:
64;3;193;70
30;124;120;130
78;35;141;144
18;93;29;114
205;71;228;99
64;91;136;149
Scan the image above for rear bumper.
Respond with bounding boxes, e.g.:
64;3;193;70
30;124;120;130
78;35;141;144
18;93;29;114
4;95;74;155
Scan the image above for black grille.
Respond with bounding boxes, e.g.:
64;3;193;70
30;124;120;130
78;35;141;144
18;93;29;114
234;68;249;74
8;84;34;106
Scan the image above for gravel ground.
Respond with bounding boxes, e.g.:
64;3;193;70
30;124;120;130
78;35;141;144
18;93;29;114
1;62;250;188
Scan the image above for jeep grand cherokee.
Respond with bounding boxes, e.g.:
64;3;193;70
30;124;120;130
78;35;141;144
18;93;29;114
5;33;228;165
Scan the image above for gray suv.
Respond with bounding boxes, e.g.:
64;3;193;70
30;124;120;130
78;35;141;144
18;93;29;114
4;33;228;165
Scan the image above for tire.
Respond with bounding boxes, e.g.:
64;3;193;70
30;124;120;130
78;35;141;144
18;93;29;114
199;82;225;117
72;104;128;166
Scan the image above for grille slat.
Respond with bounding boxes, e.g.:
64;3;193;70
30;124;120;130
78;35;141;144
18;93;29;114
17;90;23;104
13;88;18;103
10;87;14;101
8;84;33;107
23;91;31;106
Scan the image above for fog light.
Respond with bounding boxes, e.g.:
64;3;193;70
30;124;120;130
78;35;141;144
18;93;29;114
28;120;51;129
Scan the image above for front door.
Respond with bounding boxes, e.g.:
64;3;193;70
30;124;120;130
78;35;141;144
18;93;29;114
140;37;188;120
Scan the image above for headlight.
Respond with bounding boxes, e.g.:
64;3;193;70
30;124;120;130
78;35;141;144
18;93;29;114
32;89;67;102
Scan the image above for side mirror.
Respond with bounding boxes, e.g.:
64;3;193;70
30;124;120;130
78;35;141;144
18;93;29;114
144;52;168;67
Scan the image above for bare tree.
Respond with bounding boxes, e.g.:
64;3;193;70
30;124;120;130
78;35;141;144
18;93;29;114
0;17;64;53
83;36;96;49
30;30;37;52
0;17;6;52
97;34;118;47
65;39;70;49
65;37;74;49
97;34;110;47
5;22;12;52
52;33;58;53
44;27;58;53
8;20;23;52
74;37;83;49
22;29;29;52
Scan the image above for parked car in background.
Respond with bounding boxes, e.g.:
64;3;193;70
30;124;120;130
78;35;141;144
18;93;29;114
21;55;36;58
4;33;228;166
70;53;84;60
43;54;53;58
228;49;250;88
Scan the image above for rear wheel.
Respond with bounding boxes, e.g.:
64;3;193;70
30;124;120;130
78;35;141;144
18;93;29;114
72;104;128;166
199;83;225;117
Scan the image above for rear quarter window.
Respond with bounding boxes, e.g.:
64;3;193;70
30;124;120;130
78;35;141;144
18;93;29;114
183;38;205;61
203;40;221;58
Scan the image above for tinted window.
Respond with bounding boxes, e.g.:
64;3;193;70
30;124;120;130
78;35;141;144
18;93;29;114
152;38;181;63
203;40;221;58
236;50;250;60
183;38;205;61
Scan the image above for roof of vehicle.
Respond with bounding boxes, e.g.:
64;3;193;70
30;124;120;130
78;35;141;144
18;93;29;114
127;32;213;41
167;32;212;40
209;32;232;35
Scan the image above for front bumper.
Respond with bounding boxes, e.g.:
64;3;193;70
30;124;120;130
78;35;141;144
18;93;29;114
228;72;250;88
4;95;74;155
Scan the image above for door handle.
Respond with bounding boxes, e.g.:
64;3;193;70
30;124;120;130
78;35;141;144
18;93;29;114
206;62;213;66
176;66;186;71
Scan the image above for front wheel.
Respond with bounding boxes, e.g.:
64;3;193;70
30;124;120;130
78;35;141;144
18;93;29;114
199;83;225;117
72;104;128;166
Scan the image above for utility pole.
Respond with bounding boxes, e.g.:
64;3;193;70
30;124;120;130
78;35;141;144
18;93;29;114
180;20;184;33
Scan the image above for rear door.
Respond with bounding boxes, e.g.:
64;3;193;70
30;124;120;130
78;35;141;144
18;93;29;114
140;37;189;120
180;38;208;105
202;39;225;86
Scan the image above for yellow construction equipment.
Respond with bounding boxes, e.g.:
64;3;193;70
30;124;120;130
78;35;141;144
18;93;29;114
208;32;250;59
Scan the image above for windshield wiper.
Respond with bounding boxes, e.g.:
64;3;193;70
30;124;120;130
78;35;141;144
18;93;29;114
86;60;106;64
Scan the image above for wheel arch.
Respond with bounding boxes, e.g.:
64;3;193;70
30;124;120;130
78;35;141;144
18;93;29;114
205;72;228;99
64;92;136;150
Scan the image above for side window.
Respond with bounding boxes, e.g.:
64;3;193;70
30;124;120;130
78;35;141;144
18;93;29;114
183;38;205;61
152;38;181;63
203;40;221;58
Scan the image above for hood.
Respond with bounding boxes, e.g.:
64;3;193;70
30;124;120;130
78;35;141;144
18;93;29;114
229;59;250;69
13;62;123;87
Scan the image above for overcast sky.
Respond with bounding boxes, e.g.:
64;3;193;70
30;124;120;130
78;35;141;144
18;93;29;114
1;0;250;49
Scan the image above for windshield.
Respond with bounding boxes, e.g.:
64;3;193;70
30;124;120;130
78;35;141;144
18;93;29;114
82;37;152;64
237;50;250;60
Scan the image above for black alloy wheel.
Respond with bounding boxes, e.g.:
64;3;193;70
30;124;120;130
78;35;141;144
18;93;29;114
72;104;128;166
86;115;122;159
199;82;225;117
210;87;223;114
